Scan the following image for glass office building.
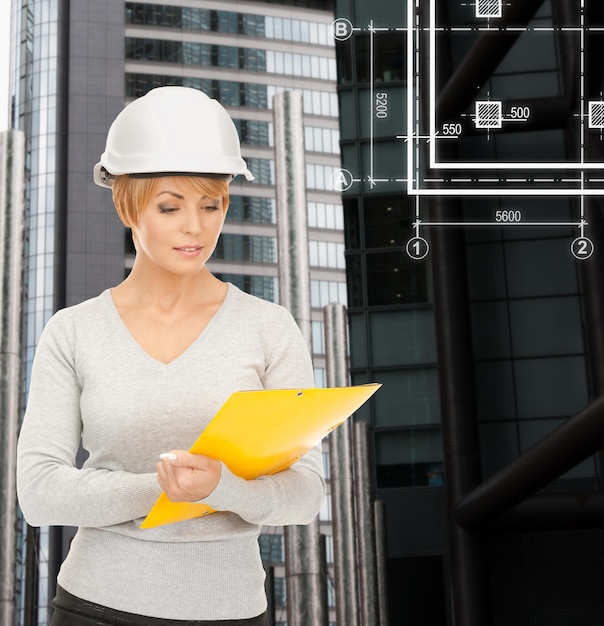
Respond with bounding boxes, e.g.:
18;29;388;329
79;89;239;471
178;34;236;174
9;1;342;623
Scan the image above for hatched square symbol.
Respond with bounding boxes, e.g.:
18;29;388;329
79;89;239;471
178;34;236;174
476;0;502;19
588;101;604;129
475;101;503;129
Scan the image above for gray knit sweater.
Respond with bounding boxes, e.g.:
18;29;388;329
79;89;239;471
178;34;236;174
16;283;325;620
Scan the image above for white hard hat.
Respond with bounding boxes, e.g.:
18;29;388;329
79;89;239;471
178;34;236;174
93;86;254;187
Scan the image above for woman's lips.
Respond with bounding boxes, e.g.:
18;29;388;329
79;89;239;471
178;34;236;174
174;246;202;257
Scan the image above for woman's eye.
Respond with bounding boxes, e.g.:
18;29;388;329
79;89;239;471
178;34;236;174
203;205;220;212
158;206;178;214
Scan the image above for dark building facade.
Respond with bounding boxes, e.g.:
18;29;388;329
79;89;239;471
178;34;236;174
334;0;604;624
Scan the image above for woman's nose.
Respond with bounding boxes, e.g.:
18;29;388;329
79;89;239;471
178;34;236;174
182;208;202;234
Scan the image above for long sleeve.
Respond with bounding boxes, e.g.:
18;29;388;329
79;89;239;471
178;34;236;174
16;312;161;528
202;305;326;526
17;285;325;533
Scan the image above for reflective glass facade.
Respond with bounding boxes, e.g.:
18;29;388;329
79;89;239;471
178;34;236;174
125;2;333;45
11;0;66;622
335;0;604;624
125;72;339;116
125;37;336;80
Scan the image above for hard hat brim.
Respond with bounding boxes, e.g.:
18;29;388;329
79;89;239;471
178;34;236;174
93;164;255;188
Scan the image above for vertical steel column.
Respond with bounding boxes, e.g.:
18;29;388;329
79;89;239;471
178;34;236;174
576;0;604;399
580;8;604;488
264;565;276;626
374;499;389;626
274;91;312;344
430;197;490;626
324;303;360;626
273;91;327;626
353;421;380;625
48;0;71;607
553;0;604;480
0;129;26;626
422;1;490;621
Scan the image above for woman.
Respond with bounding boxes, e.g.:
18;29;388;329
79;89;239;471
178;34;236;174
16;86;325;625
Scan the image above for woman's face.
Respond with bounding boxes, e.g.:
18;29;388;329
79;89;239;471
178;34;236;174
132;177;225;276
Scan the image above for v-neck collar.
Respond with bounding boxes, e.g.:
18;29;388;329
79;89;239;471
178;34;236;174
102;282;233;370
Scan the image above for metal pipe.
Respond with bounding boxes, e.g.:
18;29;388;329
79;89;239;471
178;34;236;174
456;396;604;530
353;421;379;626
374;500;389;626
554;0;604;488
23;526;39;626
324;303;359;626
580;0;604;396
48;0;71;608
429;197;491;626
426;3;490;623
489;492;604;532
0;129;26;626
323;303;349;389
274;90;311;345
264;565;275;626
274;90;326;626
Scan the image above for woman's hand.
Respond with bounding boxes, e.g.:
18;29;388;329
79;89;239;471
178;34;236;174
156;451;221;502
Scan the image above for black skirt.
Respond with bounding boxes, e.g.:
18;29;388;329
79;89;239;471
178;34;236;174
51;586;268;626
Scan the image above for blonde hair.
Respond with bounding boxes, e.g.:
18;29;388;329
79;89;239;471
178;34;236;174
112;175;230;228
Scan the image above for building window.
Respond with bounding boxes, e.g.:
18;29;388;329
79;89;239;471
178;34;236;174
309;241;346;269
274;578;286;606
363;195;414;248
125;36;334;79
213;274;276;302
266;16;331;45
308;202;344;230
259;533;284;563
351;32;405;84
227;196;275;223
125;4;331;44
375;428;444;488
362;251;428;306
322;451;330;480
312;321;325;356
125;75;337;118
343;198;361;249
372;368;440;427
304;126;340;154
306;164;338;191
324;534;334;563
233;119;272;147
269;86;338;117
310;280;347;308
214;234;276;263
344;195;428;308
345;253;363;308
314;367;326;388
125;37;269;72
245;158;274;185
319;495;332;521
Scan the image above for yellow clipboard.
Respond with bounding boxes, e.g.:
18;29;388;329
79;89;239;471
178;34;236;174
141;383;381;528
